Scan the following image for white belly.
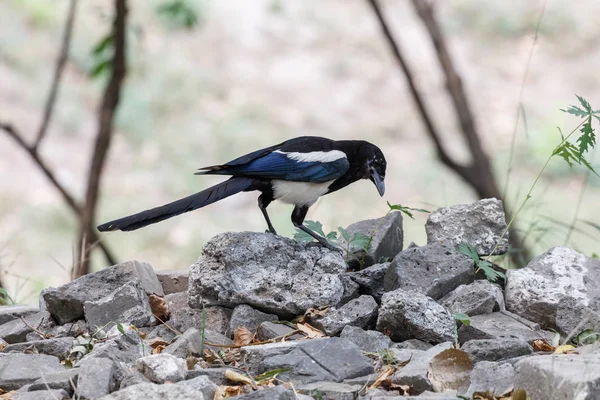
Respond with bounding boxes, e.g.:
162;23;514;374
272;180;333;207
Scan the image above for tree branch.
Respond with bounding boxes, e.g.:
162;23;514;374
33;0;77;152
75;0;128;278
0;123;118;267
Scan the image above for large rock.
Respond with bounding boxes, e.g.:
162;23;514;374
134;353;186;384
344;263;389;303
27;369;80;394
176;376;217;400
42;261;163;324
425;198;508;255
76;357;117;399
384;242;474;300
376;289;453;343
0;353;65;391
0;312;51;344
339;325;392;353
242;338;374;384
505;247;600;334
165;292;231;336
98;383;204;400
12;390;70;400
439;280;504;316
556;298;600;338
462;361;515;398
461;338;532;363
338;211;403;268
514;354;600;400
163;328;204;359
3;337;74;359
188;232;347;317
229;304;279;336
155;270;189;295
457;312;554;345
0;305;39;325
311;295;378;336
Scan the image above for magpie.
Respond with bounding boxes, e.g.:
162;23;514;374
97;136;387;249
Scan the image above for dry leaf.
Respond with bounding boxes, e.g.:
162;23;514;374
149;294;170;321
388;383;410;395
295;323;325;339
368;365;396;390
129;324;147;339
428;348;473;392
152;344;166;354
233;327;254;346
554;344;576;354
532;339;554;352
0;391;15;399
147;338;170;348
224;369;256;389
214;385;243;399
186;356;198;370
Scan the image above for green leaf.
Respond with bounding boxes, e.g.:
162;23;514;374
293;229;314;243
576;94;593;113
92;33;114;55
338;226;351;242
575;328;600;345
0;288;14;305
387;201;430;220
89;58;111;78
156;0;199;30
350;232;370;250
453;312;471;326
304;220;326;237
457;243;479;262
325;231;338;241
479;260;506;283
116;322;126;335
577;120;596;160
254;368;291;382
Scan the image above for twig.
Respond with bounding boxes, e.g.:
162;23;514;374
20;315;50;339
0;123;118;266
33;0;78;151
75;0;128;278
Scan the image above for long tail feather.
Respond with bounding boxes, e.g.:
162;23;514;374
97;177;255;232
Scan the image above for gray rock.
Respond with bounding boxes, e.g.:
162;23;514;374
389;342;454;395
0;311;52;344
163;328;203;359
166;292;231;336
392;339;433;351
461;338;532;363
462;361;515;398
86;332;152;382
84;282;156;329
340;325;392;353
28;369;79;394
0;305;39;325
134;353;186;383
118;370;151;389
3;337;74;359
185;367;230;385
458;312;554;345
505;247;600;334
514;354;600;400
98;382;204;400
256;322;303;341
242;338;374;384
229;304;278;336
76;357;117;399
345;263;389;303
12;390;70;400
188;232;347;317
312;295;378;336
0;353;65;391
556;298;600;338
235;386;296;399
339;274;361;306
338;211;403;268
25;320;88;342
425;198;508;255
299;381;362;399
385;242;474;300
439;280;503;316
155;270;189;295
42;261;163;324
177;375;217;400
376;289;453;343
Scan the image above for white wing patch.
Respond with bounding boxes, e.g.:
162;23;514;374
272;180;334;207
275;150;346;163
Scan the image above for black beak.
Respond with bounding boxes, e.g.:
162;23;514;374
370;169;385;196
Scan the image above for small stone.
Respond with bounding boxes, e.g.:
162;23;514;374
42;261;163;325
392;339;433;351
97;382;205;399
185;367;230;385
385;242;474;300
256;322;303;341
344;263;389;303
462;361;515;398
337;211;403;268
134;353;186;384
299;381;362;399
3;337;74;359
155;270;189;295
461;339;532;363
86;332;152;382
0;354;65;391
166;292;231;336
176;375;217;400
163;328;204;359
377;289;453;343
440;280;504;316
339;274;361;306
425;198;508;255
28;369;79;394
0;312;52;344
229;304;278;336
76;357;117;399
12;390;70;400
457;312;554;345
0;305;39;325
340;325;392;353
312;295;378;336
555;298;600;338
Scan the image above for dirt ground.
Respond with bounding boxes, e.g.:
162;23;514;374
1;0;599;303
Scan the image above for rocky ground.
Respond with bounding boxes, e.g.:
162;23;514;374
0;198;599;400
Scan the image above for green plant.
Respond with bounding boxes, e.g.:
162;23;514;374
156;0;200;30
458;243;505;283
488;95;599;259
452;312;471;348
574;328;600;346
0;288;15;306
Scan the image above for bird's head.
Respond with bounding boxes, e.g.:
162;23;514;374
363;143;386;196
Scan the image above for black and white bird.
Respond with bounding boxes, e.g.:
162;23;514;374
97;136;387;249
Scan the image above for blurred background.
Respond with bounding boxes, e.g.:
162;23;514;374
1;0;599;304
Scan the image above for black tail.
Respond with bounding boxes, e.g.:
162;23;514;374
97;177;255;232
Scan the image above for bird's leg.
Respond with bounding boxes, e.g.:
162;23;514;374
258;195;277;235
291;206;341;252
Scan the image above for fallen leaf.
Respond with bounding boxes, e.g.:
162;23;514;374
303;306;330;321
428;348;473;392
387;383;410;395
146;338;170;348
554;344;576;354
152;344;166;354
224;369;256;389
149;294;170;321
533;339;554;352
186;356;198;370
368;365;396;390
214;385;244;399
129;324;147;339
295;323;325;339
233;327;254;347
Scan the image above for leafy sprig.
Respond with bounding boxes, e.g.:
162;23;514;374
458;243;505;283
387;201;430;219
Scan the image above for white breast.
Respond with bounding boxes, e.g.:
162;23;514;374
272;180;334;207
